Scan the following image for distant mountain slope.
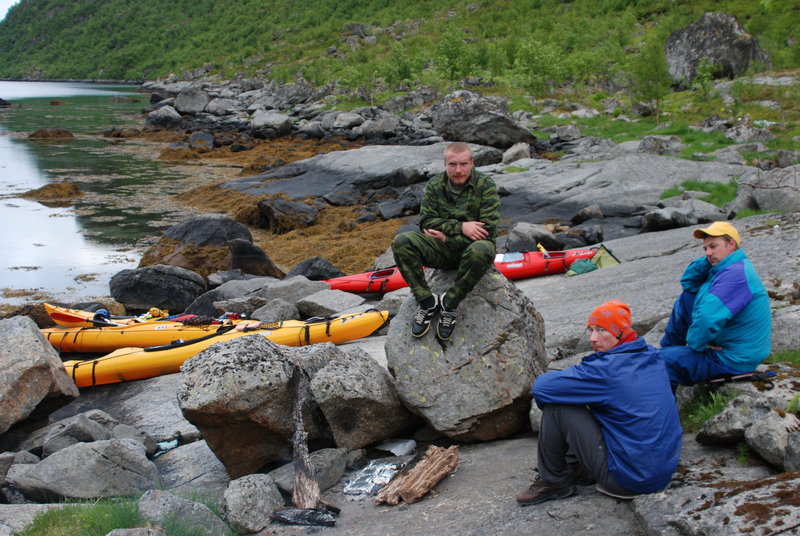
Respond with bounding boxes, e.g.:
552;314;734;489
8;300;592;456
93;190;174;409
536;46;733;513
0;0;796;90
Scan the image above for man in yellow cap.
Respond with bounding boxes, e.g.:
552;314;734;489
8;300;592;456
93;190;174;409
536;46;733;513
516;301;681;506
660;221;771;387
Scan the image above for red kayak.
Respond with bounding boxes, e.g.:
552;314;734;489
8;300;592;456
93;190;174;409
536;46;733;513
325;247;600;294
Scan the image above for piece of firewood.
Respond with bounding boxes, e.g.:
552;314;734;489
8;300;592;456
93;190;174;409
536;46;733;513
288;362;320;509
375;445;459;505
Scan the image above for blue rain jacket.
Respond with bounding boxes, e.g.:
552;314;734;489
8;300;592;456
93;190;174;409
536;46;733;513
533;338;682;493
681;249;771;372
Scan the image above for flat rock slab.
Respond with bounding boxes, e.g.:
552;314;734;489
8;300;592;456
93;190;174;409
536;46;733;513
264;436;641;536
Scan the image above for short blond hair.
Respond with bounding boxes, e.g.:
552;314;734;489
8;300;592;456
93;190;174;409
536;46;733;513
444;142;473;159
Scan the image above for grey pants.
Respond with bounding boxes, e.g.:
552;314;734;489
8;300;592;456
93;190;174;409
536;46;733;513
537;404;632;495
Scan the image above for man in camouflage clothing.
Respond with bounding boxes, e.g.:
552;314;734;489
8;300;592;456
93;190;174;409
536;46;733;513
391;142;500;341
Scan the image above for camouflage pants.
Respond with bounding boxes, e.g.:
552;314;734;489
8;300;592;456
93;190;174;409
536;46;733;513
391;231;495;309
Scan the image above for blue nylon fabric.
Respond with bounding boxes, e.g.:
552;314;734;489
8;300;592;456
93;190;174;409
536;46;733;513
532;338;682;494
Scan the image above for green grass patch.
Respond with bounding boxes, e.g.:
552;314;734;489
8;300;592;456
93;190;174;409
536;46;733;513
736;442;751;465
788;393;800;415
503;165;530;173
659;179;739;206
18;496;235;536
766;348;800;365
734;208;782;219
680;388;738;433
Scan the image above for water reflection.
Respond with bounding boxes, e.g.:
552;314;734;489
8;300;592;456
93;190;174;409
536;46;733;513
0;82;182;305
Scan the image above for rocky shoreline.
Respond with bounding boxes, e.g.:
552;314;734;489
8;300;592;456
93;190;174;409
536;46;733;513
3;48;800;536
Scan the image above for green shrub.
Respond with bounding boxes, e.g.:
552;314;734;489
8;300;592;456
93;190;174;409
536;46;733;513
18;495;236;536
734;208;782;219
659;179;738;206
766;348;800;365
503;165;530;173
680;388;738;433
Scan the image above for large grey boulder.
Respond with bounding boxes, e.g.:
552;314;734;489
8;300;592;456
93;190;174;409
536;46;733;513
174;86;210;114
154;439;230;504
138;213;283;279
386;268;547;441
745;408;799;472
177;336;307;478
109;264;206;315
427;90;536;149
6;439;158;501
250;110;292;134
178;337;411;479
504;222;562;252
696;391;784;446
665;12;770;86
309;348;418;449
296;289;365;317
224;474;284;533
144;105;182;129
0;316;78;435
747;164;800;213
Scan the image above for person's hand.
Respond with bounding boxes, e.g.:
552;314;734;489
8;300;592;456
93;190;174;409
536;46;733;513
461;221;488;241
423;228;447;243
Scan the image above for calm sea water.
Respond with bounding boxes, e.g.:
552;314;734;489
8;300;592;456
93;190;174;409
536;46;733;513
0;81;185;307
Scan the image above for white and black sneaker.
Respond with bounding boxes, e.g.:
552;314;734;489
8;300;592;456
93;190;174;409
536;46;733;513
436;294;457;341
411;295;439;338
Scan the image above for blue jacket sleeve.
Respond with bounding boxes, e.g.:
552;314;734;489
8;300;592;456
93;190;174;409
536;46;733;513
533;362;611;409
680;257;711;293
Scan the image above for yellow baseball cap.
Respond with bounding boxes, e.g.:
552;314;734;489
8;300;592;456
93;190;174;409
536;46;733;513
693;221;740;245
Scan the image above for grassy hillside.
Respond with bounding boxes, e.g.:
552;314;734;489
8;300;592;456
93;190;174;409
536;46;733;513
0;0;797;93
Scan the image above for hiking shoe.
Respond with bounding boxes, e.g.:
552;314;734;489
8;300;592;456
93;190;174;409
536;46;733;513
411;295;438;338
596;484;640;500
436;294;457;341
516;476;576;506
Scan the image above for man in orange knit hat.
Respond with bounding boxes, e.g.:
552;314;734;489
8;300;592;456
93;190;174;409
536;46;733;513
516;301;682;506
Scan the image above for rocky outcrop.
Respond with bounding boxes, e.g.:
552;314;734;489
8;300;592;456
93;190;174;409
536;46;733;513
426;90;536;149
386;268;547;441
0;316;78;435
177;338;414;478
1;213;799;534
224;142;502;203
666;12;770;86
6;438;158;501
137;214;283;279
110;264;207;314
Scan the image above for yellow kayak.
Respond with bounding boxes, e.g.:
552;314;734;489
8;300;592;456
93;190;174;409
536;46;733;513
62;310;389;387
45;321;232;353
44;302;171;328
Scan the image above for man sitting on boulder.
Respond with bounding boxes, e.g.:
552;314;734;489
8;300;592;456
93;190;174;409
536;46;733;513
660;221;771;388
516;300;681;505
392;142;499;341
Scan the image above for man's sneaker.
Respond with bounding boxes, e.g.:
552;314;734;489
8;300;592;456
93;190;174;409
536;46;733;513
436;294;457;341
411;295;438;338
596;483;640;500
516;476;576;506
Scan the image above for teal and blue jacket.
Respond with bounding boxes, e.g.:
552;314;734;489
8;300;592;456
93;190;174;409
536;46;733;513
533;338;682;494
680;249;771;372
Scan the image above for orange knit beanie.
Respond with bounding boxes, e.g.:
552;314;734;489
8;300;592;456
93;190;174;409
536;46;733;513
587;300;637;342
